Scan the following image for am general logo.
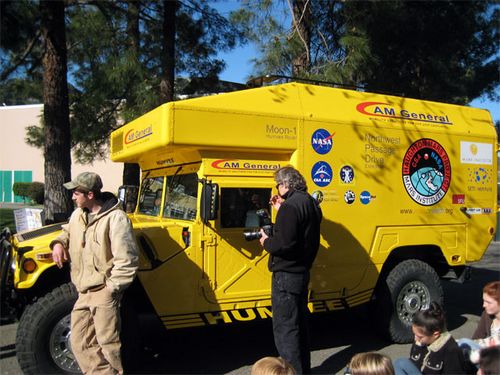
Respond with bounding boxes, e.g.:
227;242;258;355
311;129;335;155
356;102;452;125
124;125;153;144
402;139;451;206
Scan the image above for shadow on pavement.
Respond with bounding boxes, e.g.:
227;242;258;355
128;264;498;375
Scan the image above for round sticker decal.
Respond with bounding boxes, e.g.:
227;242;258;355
311;161;332;187
311;129;334;155
402;139;451;206
340;166;354;184
344;190;355;204
360;191;372;205
311;190;324;204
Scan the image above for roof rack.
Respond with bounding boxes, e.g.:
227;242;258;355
246;74;364;91
246;74;401;97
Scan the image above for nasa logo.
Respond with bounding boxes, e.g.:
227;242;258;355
311;129;335;155
311;161;332;187
402;139;451;206
360;191;372;205
344;190;355;204
340;166;354;184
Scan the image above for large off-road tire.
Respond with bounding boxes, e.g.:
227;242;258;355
16;283;80;374
374;259;444;343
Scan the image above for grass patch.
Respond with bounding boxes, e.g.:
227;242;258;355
0;208;16;232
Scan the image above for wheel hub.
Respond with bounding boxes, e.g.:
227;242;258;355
49;314;81;373
396;281;431;325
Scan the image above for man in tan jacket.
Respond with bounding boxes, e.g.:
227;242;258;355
51;172;139;374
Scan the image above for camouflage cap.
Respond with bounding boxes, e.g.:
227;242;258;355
63;172;103;192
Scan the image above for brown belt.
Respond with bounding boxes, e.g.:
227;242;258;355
84;284;106;293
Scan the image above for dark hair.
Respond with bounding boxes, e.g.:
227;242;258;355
274;166;307;192
412;301;446;335
479;346;500;375
483;281;500;304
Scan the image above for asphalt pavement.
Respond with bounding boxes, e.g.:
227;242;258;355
1;242;499;374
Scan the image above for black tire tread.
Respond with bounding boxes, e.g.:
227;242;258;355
16;282;77;374
378;259;443;343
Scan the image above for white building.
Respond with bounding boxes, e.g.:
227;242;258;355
0;104;123;203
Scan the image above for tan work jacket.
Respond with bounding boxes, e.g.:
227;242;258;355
51;196;139;293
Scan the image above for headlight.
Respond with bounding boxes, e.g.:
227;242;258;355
22;258;37;273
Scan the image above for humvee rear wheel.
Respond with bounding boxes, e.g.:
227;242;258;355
16;283;80;374
374;259;443;343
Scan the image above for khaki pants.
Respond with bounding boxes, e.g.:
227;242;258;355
71;286;123;375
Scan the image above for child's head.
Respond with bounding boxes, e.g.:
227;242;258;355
412;301;446;345
347;352;395;375
482;281;500;316
251;356;296;375
478;346;500;375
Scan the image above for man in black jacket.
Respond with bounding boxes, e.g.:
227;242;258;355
259;166;322;374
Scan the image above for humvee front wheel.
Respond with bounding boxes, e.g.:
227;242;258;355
16;283;80;374
374;259;443;343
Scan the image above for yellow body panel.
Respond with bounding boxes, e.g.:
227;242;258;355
11;83;497;330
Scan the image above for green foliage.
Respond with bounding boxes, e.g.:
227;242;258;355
0;209;16;233
233;0;499;104
0;78;42;105
343;1;499;104
0;0;42;82
11;182;45;204
1;0;246;163
28;182;45;204
230;1;294;77
0;1;41;104
64;0;246;163
12;182;31;203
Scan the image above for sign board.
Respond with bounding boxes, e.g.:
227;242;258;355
14;208;44;232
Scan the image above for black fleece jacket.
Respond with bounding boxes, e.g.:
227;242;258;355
263;189;322;273
409;332;467;375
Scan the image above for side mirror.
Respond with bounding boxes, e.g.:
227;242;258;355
200;179;219;223
118;185;139;213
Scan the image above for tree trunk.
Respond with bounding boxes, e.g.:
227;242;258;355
40;0;73;223
122;0;141;186
159;0;176;103
291;0;311;76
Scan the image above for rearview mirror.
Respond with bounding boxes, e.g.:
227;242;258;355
118;185;139;213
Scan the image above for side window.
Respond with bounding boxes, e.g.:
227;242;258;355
220;188;271;228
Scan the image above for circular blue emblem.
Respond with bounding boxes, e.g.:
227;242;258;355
340;166;354;184
311;129;334;155
402;139;451;206
311;161;332;187
360;191;372;204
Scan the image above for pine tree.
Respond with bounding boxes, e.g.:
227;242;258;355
39;0;73;222
232;0;499;103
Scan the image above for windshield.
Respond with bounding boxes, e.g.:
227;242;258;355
138;173;198;220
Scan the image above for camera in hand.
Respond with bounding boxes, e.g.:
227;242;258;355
243;209;273;241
